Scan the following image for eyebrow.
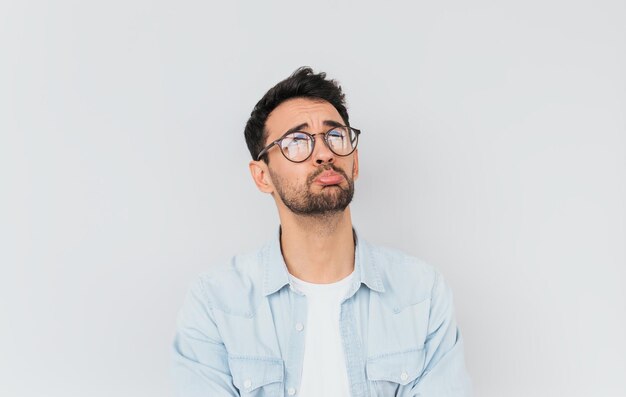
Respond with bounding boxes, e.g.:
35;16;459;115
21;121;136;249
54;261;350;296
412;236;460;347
283;120;344;135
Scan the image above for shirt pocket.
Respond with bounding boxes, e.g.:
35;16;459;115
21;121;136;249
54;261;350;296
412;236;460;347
228;355;284;396
366;347;426;397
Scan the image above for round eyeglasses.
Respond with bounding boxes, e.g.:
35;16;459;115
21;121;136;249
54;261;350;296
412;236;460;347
256;125;361;163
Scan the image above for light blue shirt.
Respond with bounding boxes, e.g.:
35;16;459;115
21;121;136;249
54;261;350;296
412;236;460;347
171;227;472;396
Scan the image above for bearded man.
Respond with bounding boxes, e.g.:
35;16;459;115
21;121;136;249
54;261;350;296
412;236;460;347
172;67;472;397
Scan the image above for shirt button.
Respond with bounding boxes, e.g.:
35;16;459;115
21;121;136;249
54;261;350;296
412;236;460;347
295;322;304;332
287;387;297;395
400;371;409;381
243;379;252;389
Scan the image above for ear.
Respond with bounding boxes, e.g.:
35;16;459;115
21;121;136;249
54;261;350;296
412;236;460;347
249;160;274;194
352;148;359;181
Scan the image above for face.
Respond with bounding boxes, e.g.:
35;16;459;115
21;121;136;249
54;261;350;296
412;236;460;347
249;97;359;217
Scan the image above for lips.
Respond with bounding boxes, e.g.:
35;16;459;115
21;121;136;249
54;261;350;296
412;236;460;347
315;170;345;186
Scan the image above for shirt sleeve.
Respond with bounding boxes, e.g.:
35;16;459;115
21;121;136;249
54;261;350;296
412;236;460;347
409;271;473;396
171;277;239;396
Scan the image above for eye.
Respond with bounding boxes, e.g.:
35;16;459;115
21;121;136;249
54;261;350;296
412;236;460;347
281;132;311;149
291;132;309;141
328;128;345;138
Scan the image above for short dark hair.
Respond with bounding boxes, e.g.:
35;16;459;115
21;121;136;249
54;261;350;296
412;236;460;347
244;66;350;163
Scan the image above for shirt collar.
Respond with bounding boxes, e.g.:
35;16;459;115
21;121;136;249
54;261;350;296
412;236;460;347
262;225;385;297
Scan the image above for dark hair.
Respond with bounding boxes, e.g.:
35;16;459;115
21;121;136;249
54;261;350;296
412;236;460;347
244;66;350;163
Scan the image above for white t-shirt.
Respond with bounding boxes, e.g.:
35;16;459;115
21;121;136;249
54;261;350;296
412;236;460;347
288;270;355;397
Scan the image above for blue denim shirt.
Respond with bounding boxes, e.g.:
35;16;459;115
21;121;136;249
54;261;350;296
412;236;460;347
172;228;472;396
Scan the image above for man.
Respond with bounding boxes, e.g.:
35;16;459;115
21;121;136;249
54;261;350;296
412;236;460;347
172;67;472;396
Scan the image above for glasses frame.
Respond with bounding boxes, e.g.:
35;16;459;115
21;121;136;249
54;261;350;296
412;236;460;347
256;125;361;163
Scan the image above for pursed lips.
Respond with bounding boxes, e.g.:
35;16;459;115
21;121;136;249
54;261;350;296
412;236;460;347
314;170;345;186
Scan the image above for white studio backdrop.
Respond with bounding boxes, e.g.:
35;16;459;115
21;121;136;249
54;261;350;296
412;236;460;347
1;1;625;396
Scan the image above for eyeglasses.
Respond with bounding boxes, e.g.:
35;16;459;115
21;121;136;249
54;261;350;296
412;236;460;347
256;125;361;163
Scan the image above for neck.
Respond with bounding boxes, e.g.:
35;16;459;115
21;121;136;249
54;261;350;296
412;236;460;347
278;208;355;284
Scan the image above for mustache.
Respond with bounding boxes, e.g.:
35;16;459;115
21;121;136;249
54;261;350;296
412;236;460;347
307;164;350;185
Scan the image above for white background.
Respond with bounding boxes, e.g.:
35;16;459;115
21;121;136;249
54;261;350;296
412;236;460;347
1;1;625;396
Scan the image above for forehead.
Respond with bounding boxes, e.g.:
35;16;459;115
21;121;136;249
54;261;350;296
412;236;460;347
265;97;343;141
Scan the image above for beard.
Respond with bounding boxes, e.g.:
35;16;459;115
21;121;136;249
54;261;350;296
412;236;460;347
269;163;355;217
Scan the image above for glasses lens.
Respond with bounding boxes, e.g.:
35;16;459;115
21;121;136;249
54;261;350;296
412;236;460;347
326;127;358;155
280;132;313;161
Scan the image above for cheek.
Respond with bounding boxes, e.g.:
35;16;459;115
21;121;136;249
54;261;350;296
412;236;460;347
338;159;356;178
272;166;310;188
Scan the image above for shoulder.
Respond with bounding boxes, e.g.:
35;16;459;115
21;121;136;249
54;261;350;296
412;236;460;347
193;244;268;317
364;240;444;309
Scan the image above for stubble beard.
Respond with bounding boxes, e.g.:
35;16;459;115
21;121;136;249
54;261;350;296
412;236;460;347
270;164;355;218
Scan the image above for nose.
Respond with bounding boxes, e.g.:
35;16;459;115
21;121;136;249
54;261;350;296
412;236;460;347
311;133;335;165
